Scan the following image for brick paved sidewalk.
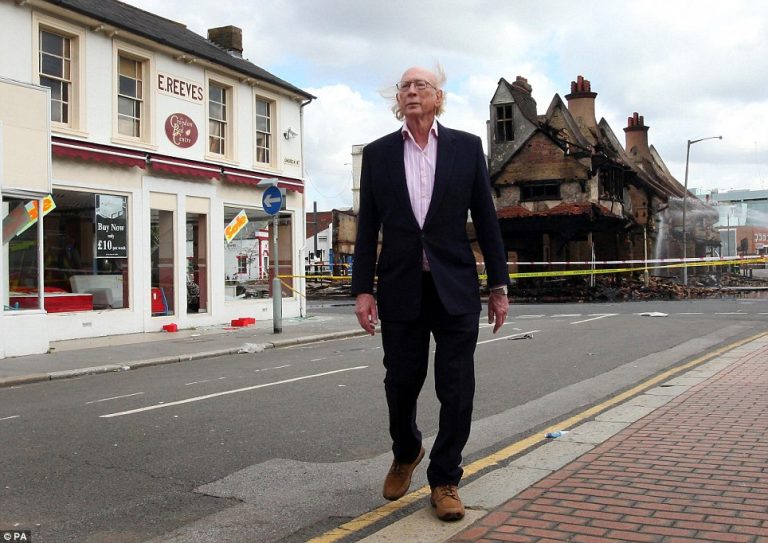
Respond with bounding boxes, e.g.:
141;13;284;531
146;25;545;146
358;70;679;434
450;343;768;543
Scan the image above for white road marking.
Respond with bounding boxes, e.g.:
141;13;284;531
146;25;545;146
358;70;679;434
0;415;20;422
185;377;226;386
85;392;145;404
517;314;545;319
100;366;368;418
678;312;704;315
715;312;747;315
551;314;582;318
254;364;292;373
570;313;617;325
477;330;540;345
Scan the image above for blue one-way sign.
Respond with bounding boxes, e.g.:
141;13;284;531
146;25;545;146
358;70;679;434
262;185;284;215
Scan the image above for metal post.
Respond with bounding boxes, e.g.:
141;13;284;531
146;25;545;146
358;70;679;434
682;140;691;286
272;212;282;333
681;135;722;286
643;226;649;287
313;200;318;260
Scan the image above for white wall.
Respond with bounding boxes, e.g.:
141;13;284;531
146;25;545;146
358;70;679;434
0;4;32;82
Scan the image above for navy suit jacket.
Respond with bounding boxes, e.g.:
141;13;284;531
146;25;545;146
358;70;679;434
351;123;508;321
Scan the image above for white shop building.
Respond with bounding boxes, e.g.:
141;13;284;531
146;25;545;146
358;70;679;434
0;0;314;358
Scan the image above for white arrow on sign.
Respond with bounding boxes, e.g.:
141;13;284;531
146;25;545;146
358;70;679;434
263;194;282;207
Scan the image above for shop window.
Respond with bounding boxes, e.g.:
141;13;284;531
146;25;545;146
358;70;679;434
3;195;43;311
223;205;280;300
42;190;129;311
186;212;208;314
255;97;274;165
150;209;175;316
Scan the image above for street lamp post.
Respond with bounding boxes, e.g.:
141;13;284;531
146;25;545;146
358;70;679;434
681;135;722;285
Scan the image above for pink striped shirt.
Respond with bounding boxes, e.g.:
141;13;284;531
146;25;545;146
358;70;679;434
402;121;438;270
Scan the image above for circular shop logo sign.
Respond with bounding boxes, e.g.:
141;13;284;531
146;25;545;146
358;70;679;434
164;113;198;148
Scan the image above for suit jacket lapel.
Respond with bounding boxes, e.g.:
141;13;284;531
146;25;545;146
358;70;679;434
385;130;420;228
424;122;454;227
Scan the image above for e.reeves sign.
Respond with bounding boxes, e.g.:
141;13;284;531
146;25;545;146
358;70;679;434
157;73;204;104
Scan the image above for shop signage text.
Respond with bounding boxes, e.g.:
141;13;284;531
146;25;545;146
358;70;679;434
164;113;199;148
95;194;128;258
157;73;204;103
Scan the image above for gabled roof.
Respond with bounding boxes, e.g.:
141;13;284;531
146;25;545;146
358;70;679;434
44;0;314;100
490;93;593;182
542;93;593;154
493;77;539;125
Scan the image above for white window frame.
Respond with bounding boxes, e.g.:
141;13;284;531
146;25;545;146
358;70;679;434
112;41;155;148
205;71;237;164
254;90;279;169
32;13;86;137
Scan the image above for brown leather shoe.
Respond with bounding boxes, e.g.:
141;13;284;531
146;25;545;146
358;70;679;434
382;447;425;501
430;484;465;521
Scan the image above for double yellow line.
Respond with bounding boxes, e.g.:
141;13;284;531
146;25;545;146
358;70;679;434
307;330;768;543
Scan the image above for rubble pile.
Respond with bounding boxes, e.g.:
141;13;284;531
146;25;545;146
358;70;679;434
509;272;768;304
304;272;768;303
305;281;352;300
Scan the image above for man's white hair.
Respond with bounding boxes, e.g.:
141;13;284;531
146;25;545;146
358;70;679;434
385;63;447;121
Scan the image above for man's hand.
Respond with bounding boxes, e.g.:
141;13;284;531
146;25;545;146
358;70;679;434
355;293;379;336
488;290;509;334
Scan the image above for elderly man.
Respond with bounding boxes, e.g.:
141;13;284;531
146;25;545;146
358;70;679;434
352;65;509;521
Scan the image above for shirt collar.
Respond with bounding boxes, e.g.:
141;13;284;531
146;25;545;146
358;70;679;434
401;120;439;141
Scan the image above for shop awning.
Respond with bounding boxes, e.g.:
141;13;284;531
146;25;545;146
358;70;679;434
52;138;146;169
222;168;304;193
148;156;222;179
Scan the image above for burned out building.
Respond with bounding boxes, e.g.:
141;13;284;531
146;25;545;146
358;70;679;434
488;75;719;279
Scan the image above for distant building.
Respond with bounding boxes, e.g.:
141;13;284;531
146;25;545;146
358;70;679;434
694;188;768;256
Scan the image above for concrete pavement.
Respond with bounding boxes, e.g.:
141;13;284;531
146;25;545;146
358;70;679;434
2;311;767;542
0;311;365;388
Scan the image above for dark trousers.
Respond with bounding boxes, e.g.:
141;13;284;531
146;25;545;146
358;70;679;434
380;272;479;487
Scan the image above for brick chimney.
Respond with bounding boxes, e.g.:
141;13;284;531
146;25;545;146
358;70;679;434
564;75;598;140
511;75;532;94
208;25;243;57
623;112;651;159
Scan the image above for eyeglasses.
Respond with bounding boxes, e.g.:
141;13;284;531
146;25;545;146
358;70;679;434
396;79;436;92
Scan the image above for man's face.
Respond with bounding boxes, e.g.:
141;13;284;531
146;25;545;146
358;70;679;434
397;67;443;123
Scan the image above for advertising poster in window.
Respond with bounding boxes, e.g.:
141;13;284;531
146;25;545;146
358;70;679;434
95;194;128;258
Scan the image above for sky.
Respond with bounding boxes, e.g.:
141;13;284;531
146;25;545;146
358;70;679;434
124;0;768;210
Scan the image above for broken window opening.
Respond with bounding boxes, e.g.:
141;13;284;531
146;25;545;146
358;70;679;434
521;182;560;201
495;104;514;142
599;167;623;200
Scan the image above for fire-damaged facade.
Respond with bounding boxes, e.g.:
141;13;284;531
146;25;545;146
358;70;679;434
487;75;719;277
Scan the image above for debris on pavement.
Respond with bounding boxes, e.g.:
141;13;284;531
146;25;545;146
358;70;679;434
238;343;266;354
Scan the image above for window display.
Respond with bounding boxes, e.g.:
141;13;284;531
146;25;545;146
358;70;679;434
43;190;129;311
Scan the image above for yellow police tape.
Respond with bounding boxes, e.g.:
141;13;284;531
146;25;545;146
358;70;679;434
286;257;767;281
